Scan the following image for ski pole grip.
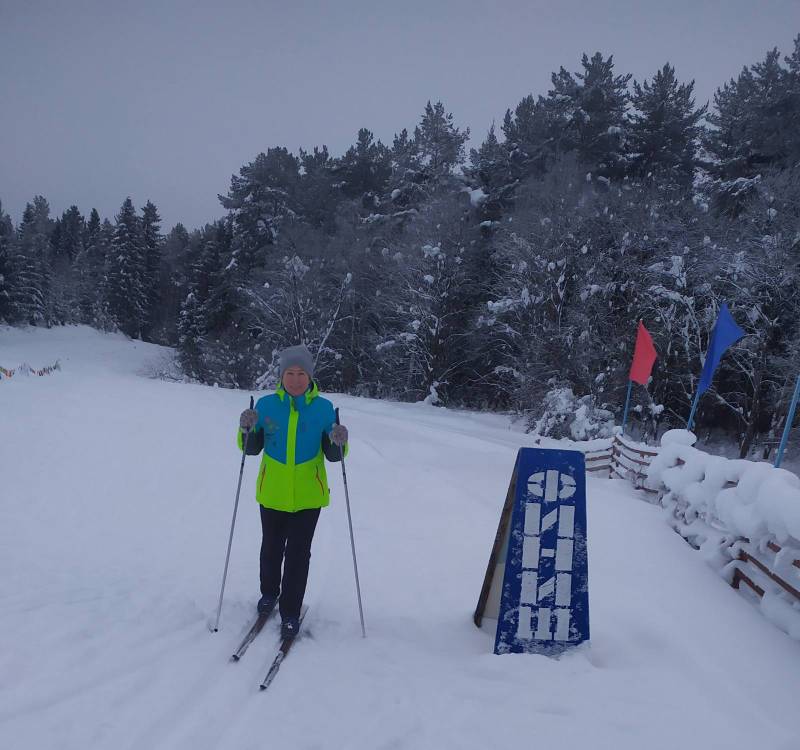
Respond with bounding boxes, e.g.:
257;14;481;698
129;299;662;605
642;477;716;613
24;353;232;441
335;407;340;425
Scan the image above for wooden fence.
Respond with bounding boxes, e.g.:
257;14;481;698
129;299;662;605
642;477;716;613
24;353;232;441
583;434;658;493
732;539;800;607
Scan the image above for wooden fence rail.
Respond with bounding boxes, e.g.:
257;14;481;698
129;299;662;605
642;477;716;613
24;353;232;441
583;434;658;493
732;539;800;607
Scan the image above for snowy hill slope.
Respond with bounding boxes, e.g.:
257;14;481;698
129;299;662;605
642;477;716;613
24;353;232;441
1;326;799;750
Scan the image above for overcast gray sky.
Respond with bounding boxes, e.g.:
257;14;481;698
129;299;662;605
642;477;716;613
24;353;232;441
2;0;799;231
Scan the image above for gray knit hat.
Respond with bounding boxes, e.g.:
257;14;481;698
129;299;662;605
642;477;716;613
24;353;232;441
279;344;314;379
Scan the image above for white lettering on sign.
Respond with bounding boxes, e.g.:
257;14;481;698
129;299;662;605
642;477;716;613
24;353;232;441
517;468;578;643
537;576;555;602
522;535;540;569
517;605;533;639
535;607;552;640
559;505;575;538
541;508;558;533
556;572;572;607
555;538;573;571
521;570;538;605
523;503;541;535
544;470;559;502
554;608;571;641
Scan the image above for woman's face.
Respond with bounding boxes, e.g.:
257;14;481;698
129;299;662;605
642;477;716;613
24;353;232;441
283;366;310;396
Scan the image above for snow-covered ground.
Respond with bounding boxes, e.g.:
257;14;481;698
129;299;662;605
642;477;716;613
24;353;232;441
1;325;799;750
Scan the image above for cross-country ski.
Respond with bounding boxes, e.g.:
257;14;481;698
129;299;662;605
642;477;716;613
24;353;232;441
230;609;276;662
258;606;309;691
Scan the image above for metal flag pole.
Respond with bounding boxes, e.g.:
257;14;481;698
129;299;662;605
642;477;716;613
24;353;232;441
621;380;634;434
775;375;800;469
686;389;702;432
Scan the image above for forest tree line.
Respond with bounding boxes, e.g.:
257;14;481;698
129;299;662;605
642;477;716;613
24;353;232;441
1;40;799;456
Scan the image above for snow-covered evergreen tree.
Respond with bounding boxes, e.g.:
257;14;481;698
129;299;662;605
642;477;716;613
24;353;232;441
73;208;109;325
373;193;480;404
704;40;799;213
0;200;13;323
501;94;562;178
107;197;147;338
296;146;341;232
49;205;84;322
335;128;392;203
413;100;470;184
10;197;53;324
219;147;301;272
547;53;631;178
628;64;707;188
140;200;163;337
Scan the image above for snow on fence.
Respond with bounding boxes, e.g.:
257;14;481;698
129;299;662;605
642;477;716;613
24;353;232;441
580;430;800;641
645;436;800;641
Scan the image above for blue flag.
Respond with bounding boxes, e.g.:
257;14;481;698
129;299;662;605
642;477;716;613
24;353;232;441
697;302;745;396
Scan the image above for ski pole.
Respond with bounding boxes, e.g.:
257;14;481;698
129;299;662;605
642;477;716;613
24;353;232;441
336;408;366;638
211;396;254;633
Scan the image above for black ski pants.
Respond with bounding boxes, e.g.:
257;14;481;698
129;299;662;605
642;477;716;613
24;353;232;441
259;506;321;620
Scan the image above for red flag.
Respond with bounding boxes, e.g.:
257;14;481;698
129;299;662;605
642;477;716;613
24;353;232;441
629;321;657;385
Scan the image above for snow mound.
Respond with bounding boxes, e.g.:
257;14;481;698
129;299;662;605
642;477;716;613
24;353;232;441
660;428;697;447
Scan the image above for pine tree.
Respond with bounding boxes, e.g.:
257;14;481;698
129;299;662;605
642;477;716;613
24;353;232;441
11;196;53;324
297;146;342;231
0;200;13;322
373;193;480;403
387;128;424;209
390;128;419;176
177;289;206;380
705;46;796;179
194;220;237;333
336;128;392;202
219;147;301;272
51;205;85;321
175;220;247;384
413;101;470;183
55;206;85;265
465;123;515;221
783;34;800;166
628;64;707;188
73;208;112;325
502;94;562;177
155;222;192;341
107;197;147;337
469;124;508;187
547;53;631;178
140;200;163;337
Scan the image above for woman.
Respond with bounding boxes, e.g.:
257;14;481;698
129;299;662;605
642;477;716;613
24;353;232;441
238;344;348;638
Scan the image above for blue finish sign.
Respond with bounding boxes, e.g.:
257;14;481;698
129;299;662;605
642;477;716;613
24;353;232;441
494;448;589;655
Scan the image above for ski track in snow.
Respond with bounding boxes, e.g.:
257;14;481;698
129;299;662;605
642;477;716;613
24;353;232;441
1;325;800;750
